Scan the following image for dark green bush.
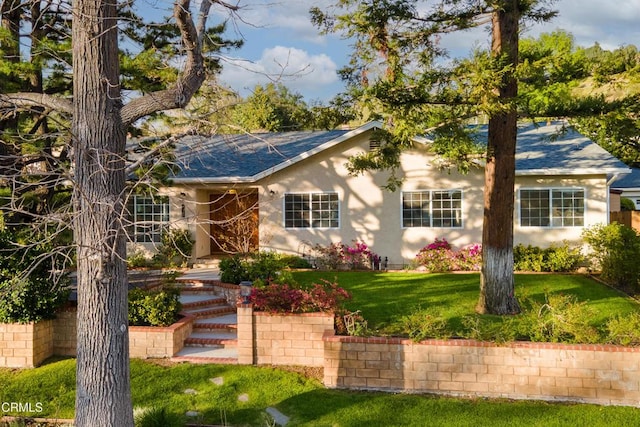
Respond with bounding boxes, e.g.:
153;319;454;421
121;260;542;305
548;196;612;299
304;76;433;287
583;223;640;290
621;197;636;211
153;228;193;267
219;251;293;284
219;255;250;284
128;287;182;327
0;221;70;323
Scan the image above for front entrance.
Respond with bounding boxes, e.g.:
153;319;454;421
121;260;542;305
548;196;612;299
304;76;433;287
209;190;259;254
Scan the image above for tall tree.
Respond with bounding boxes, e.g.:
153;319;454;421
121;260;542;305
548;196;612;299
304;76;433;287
312;0;557;314
1;0;241;424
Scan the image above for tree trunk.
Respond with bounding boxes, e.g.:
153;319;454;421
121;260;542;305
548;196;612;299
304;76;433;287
477;0;521;315
72;0;133;425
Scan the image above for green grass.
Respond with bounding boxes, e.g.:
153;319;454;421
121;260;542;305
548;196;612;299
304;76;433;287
1;358;640;426
291;271;640;336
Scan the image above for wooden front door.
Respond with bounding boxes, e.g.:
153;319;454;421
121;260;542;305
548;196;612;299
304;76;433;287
209;190;259;254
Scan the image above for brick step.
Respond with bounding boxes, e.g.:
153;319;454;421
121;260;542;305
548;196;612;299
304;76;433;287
184;337;238;348
176;285;221;294
181;297;227;309
171;356;238;365
193;322;237;332
184;306;235;318
173;346;238;364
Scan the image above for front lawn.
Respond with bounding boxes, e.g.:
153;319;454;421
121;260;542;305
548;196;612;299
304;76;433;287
290;271;640;339
1;358;639;426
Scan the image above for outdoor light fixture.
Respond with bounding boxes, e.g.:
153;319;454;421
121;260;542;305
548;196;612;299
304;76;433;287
239;281;253;304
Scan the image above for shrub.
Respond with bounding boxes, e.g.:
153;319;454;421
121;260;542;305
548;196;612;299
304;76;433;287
514;243;583;272
312;240;381;270
583;223;640;290
514;293;601;344
460;315;517;344
153;228;193;268
128;250;152;268
249;280;350;314
400;308;450;341
513;244;545;272
0;222;70;324
128;287;182;327
413;238;482;272
219;255;249;284
621;197;636;211
606;312;640;346
219;251;289;284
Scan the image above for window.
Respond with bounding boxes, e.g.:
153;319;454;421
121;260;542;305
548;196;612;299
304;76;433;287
127;196;170;242
284;193;339;228
519;188;584;227
402;190;462;228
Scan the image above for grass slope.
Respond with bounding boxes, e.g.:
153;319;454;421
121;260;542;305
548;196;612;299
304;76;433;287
291;271;640;336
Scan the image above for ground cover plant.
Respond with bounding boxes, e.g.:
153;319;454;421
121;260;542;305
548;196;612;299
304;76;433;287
290;271;640;342
1;358;639;426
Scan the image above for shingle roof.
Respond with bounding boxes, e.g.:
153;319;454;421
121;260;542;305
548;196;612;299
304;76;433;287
169;121;629;183
611;167;640;189
461;121;629;174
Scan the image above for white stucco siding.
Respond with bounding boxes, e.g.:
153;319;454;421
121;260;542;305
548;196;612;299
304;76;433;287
256;135;487;266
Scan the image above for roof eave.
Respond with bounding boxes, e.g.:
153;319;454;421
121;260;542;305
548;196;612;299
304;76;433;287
248;121;383;182
170;176;257;185
516;167;631;176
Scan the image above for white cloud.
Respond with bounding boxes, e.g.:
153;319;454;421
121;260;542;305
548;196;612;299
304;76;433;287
219;45;339;98
220;0;337;44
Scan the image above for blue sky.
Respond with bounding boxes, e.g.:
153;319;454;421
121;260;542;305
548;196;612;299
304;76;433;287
207;0;640;102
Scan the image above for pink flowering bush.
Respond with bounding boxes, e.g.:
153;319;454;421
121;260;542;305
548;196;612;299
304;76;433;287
414;238;482;272
249;279;351;314
313;240;381;270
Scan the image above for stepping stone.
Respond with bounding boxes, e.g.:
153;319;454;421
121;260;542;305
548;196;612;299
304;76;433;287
210;377;224;385
237;393;249;402
266;407;290;426
184;388;198;395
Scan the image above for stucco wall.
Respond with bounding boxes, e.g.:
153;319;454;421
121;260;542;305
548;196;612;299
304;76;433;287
163;130;612;264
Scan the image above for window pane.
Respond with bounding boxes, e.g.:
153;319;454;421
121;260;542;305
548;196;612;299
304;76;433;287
128;196;169;243
285;193;338;228
402;191;430;227
284;194;310;228
520;190;550;227
432;190;462;228
521;189;584;228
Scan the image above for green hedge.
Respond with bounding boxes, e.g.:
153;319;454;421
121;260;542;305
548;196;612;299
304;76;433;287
128;287;182;327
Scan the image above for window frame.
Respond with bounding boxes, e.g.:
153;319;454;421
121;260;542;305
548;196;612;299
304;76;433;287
127;195;170;243
283;191;340;229
401;189;463;229
518;187;586;228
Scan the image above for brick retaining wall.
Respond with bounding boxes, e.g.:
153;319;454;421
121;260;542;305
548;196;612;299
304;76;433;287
323;332;640;407
0;320;54;368
237;305;334;367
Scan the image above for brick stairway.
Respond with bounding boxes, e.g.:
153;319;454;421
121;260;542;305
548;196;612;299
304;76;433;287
171;283;239;364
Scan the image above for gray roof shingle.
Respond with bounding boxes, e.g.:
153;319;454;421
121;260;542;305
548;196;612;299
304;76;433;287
169;121;629;183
